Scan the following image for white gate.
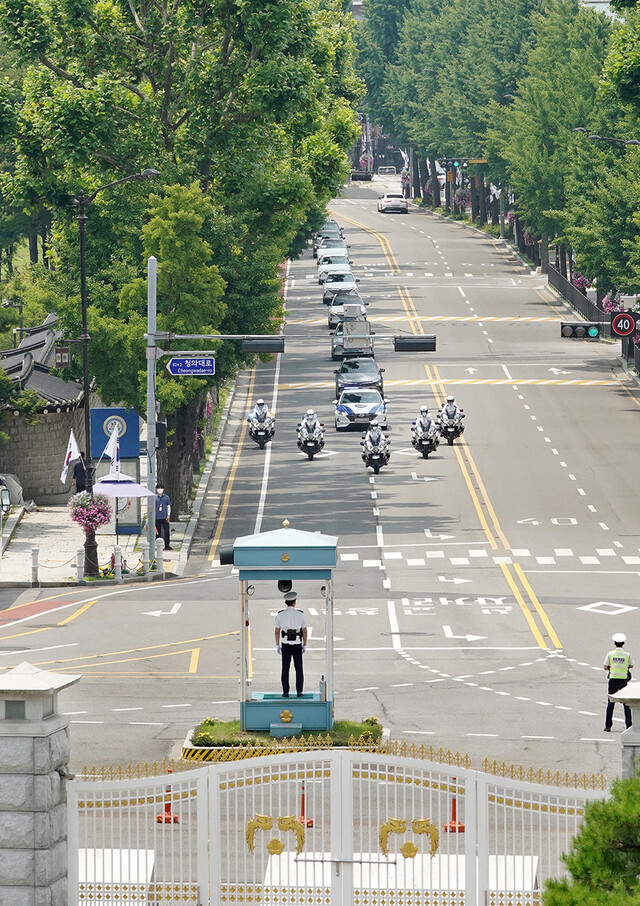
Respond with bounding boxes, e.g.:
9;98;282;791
68;750;606;905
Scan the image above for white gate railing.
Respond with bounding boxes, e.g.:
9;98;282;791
67;751;607;905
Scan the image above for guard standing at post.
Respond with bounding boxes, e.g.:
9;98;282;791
275;591;307;698
604;632;633;731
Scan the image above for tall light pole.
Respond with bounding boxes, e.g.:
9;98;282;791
72;168;160;576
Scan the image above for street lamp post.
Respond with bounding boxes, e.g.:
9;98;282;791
71;169;160;576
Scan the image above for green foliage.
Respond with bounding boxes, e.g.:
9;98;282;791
542;776;640;905
601;10;640;108
485;0;613;236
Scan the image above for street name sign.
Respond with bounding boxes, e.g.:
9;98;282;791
166;356;216;376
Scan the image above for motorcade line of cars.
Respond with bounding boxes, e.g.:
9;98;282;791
245;215;466;472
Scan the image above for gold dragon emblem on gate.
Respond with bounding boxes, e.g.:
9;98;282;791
379;817;439;859
246;814;305;855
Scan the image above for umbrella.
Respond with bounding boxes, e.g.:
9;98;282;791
93;471;155;542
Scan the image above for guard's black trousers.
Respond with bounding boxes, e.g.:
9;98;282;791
606;677;632;730
281;644;304;696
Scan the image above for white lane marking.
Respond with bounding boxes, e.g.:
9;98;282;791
64;711;88;715
354;687;379;691
521;735;554;740
71;720;104;724
588;505;597;512
162;703;192;709
112;707;144;712
467;733;499;737
387;600;402;652
376;526;384;548
458;287;466;297
130;722;165;726
253;347;282;535
502;364;513;380
0;642;78;659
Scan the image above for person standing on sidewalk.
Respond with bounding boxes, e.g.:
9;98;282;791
604;633;633;731
72;453;86;493
155;485;172;550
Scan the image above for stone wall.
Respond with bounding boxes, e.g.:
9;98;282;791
0;395;101;505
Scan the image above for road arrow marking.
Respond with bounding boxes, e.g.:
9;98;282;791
549;368;570;375
411;472;439;482
517;518;541;525
465;367;478;374
438;575;471;585
443;625;487;642
425;529;456;540
144;602;182;617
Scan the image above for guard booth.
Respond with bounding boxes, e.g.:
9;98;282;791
220;521;337;736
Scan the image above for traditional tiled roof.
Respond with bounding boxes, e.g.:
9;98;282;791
0;314;84;409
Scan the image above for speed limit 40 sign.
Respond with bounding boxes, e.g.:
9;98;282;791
611;311;640;337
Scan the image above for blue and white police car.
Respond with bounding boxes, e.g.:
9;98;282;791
334;387;387;431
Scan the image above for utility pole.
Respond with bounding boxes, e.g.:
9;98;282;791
499;187;506;240
146;256;157;554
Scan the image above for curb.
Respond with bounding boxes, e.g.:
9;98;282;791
173;379;237;578
1;506;25;556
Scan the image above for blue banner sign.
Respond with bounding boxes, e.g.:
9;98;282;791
167;356;216;376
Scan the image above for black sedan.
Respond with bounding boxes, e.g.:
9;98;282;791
334;357;385;397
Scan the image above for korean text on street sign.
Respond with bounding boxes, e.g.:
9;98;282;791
467;158;488;164
610;311;640;338
166;356;216;376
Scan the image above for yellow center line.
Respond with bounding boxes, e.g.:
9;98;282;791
329;210;401;274
208;368;256;561
58;600;97;625
513;564;562;650
500;564;546;649
428;363;561;650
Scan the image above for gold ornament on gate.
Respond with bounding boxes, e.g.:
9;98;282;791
379;817;439;859
246;813;305;855
246;814;273;853
280;709;293;723
281;553;290;562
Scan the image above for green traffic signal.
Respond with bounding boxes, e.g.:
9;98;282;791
587;325;599;338
560;322;601;339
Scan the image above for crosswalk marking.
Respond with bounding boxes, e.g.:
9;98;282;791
336;546;640;570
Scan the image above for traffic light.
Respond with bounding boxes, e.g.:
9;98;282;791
242;337;285;353
394;335;437;352
560;322;601;339
219;543;235;565
453;160;460;168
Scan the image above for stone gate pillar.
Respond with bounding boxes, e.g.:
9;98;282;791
611;681;640;778
0;661;81;905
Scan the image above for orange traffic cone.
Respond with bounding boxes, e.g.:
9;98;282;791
298;780;314;828
156;768;179;824
443;777;465;833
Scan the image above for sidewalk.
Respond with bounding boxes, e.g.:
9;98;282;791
0;383;236;587
0;505;186;587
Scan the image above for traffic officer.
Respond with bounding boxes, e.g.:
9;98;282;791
604;632;634;731
274;591;308;698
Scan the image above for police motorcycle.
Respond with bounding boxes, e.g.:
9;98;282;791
437;395;465;446
360;420;391;474
411;406;440;458
296;409;325;460
247;399;276;449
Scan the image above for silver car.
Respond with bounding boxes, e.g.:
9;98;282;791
318;263;353;285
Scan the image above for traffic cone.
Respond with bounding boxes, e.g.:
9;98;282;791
156;769;179;824
443;777;464;833
298;780;314;828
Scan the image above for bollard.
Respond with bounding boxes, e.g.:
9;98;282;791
114;545;123;584
156;768;179;824
76;548;85;584
140;540;150;580
155;538;165;579
31;547;39;587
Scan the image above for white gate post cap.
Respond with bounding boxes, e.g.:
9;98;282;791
611;681;640;744
0;661;81;726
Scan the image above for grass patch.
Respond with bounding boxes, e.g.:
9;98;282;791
191;716;383;748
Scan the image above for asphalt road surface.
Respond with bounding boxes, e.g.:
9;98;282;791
3;181;640;782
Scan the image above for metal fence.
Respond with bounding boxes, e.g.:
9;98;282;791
547;266;612;339
68;750;607;905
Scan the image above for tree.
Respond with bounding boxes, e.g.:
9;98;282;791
543;776;640;906
485;0;612;238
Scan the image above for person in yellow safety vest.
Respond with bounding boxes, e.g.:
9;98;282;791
603;632;633;732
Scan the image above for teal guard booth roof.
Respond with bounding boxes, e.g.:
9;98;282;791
233;523;337;581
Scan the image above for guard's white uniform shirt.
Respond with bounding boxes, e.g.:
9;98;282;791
275;607;307;645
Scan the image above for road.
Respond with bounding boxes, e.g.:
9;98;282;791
2;179;640;781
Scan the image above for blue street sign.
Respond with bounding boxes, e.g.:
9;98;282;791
166;356;216;376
